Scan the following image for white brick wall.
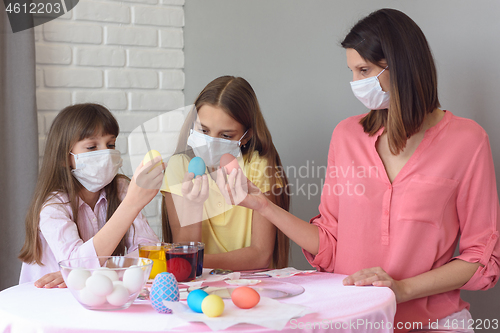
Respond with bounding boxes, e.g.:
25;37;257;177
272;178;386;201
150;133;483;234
132;6;184;27
75;47;126;67
35;0;186;239
105;26;158;47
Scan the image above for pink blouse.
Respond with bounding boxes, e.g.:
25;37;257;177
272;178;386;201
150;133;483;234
19;179;159;284
303;111;500;329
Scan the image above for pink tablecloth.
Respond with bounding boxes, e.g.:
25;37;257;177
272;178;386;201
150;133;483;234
0;273;396;333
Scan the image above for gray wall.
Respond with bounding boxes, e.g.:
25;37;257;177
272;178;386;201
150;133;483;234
184;0;500;325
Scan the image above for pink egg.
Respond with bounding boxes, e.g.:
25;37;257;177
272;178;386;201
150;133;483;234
231;286;260;309
220;154;239;174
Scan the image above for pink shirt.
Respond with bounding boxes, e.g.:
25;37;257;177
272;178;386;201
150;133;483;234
19;179;159;284
303;111;500;329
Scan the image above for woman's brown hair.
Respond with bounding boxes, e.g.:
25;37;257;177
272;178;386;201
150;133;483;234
162;76;290;268
19;103;130;265
341;8;440;155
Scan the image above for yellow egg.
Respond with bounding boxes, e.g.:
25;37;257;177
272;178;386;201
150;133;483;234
143;150;163;170
201;294;225;317
149;258;167;279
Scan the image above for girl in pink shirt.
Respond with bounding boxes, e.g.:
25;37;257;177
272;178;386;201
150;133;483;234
18;103;163;287
217;9;500;333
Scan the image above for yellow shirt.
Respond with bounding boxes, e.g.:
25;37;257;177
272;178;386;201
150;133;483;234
161;151;276;255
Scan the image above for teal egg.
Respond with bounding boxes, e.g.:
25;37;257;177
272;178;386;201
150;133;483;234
188;157;206;177
187;289;208;313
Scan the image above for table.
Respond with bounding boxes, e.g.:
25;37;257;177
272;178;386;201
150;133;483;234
0;272;396;333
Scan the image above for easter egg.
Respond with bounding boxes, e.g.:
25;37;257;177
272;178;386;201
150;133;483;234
149;258;167;280
167;258;192;282
201;294;225;317
106;283;129;306
80;287;107;306
66;268;91;290
187;289;208;313
143;150;163;169
112;280;124;287
231;286;260;309
85;274;113;297
92;267;119;282
150;272;180;314
123;265;145;294
188;156;206;177
220;153;239;174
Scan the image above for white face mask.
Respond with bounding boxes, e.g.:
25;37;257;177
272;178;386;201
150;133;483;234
350;66;390;110
187;129;248;168
70;149;123;193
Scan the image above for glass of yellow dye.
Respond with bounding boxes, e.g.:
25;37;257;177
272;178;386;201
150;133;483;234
138;243;173;280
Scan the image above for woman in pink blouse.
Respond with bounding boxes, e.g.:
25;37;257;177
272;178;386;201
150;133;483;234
217;8;500;332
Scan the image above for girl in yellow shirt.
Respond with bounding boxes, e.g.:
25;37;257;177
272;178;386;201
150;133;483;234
161;76;290;270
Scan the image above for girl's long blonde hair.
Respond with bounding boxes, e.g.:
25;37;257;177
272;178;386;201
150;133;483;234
19;103;129;265
162;76;290;268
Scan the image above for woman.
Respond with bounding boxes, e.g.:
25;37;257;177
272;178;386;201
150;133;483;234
217;9;500;332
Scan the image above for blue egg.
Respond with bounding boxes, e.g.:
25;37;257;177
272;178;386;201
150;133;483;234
187;289;208;313
188;157;206;177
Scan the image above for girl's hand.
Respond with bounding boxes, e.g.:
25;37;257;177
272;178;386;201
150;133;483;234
126;156;165;209
216;167;269;212
181;172;209;204
34;271;66;288
342;267;407;303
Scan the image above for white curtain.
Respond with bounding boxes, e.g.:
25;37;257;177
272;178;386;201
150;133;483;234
0;6;38;290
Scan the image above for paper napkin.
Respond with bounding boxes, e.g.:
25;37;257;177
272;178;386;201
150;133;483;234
163;297;312;331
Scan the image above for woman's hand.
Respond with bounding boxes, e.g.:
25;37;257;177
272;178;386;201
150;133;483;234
126;156;166;210
34;271;66;288
181;172;209;204
343;267;408;303
215;167;269;212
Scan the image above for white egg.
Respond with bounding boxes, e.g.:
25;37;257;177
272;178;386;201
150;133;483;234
106;284;130;306
123;265;145;294
66;269;91;290
79;287;106;306
113;280;124;287
92;267;119;281
85;274;114;297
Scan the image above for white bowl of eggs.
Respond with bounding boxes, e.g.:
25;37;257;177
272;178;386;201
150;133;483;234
59;256;153;311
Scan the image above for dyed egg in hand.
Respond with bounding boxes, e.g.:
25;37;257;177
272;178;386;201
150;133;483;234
188;156;206;177
231;286;260;309
220;153;239;174
201;294;225;317
143;150;163;170
187;289;208;313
